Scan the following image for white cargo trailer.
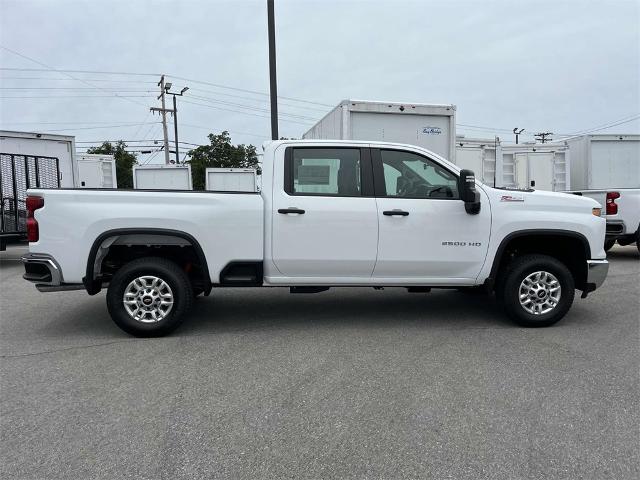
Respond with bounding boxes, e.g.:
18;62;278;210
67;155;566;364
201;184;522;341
133;165;192;190
565;134;640;190
303;100;456;162
76;154;117;188
501;143;571;191
454;136;501;186
1;130;76;246
205;168;257;192
0;130;75;187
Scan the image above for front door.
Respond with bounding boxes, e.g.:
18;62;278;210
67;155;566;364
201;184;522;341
271;146;378;279
372;148;491;282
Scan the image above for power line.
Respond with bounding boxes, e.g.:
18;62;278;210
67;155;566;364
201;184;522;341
38;122;160;132
187;93;318;120
0;95;154;99
0;87;155;91
556;113;640;138
180;98;314;125
0;76;157;83
0;66;334;107
166;74;334;107
180;123;268;138
0;46;152;108
0;67;159;76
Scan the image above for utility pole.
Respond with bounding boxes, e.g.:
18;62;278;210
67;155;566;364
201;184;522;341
150;75;171;164
267;0;279;140
513;127;524;144
535;132;553;144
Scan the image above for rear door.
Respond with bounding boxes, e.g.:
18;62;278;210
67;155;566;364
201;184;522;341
271;146;378;278
372;147;491;282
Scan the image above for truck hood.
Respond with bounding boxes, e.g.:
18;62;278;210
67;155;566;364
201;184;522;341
484;186;602;210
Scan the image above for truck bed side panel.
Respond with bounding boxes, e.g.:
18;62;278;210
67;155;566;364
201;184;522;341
28;189;264;284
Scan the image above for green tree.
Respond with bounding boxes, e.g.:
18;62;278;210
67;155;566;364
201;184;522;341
86;140;137;189
187;131;260;190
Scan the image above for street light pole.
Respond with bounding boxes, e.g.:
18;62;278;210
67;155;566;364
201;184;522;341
267;0;279;140
162;86;188;164
172;94;179;164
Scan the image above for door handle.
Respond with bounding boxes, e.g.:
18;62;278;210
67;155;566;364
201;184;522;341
383;209;409;216
278;208;305;214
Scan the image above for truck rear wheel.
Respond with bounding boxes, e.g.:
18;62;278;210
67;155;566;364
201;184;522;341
106;257;193;337
498;254;575;328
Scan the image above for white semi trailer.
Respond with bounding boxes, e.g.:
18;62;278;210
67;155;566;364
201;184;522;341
303;100;457;162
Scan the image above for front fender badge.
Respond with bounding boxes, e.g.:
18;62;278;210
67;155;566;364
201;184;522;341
501;194;525;202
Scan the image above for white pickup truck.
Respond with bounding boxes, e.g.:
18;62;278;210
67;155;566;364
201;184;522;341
22;140;608;336
568;189;640;252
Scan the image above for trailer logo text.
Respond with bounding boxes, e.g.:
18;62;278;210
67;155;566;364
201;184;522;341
421;126;442;135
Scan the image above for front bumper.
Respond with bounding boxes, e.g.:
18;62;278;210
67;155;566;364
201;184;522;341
585;259;608;292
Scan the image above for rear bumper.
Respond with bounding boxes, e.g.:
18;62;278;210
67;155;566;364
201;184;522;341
605;220;625;236
585;259;608;291
22;253;62;286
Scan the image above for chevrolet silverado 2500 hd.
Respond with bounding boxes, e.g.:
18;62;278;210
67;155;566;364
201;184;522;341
22;140;608;336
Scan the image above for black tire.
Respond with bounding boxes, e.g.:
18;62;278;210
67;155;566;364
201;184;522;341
106;257;193;337
604;238;616;251
498;254;575;328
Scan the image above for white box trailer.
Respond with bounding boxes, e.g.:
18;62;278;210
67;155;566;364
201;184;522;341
133;165;192;190
501;143;571;191
454;136;501;186
1;131;76;245
205;168;257;192
76;154;117;188
0;130;75;187
565;134;640;190
303;99;456;162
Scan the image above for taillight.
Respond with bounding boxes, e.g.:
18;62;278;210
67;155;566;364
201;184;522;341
26;196;44;242
606;191;620;215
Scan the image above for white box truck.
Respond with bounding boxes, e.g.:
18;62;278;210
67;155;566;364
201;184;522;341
76;154;117;188
205;168;257;192
564;134;640;251
303;100;456;162
133;165;192;190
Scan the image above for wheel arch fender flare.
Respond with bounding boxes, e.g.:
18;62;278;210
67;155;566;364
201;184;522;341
486;229;591;288
83;228;211;295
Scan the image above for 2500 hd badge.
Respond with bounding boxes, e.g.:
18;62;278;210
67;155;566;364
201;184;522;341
442;241;482;247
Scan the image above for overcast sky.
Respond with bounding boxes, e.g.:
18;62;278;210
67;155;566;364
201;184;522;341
1;0;638;162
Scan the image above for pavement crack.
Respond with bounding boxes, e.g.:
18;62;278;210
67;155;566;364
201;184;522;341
0;339;142;358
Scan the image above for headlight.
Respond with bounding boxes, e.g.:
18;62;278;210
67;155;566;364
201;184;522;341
592;207;602;217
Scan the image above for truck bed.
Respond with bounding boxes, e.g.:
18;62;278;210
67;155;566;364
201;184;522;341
27;188;264;284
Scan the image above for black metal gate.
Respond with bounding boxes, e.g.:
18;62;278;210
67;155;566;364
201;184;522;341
0;153;60;236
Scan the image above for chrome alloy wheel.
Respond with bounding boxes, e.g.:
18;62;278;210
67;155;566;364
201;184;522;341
123;276;174;323
519;271;562;315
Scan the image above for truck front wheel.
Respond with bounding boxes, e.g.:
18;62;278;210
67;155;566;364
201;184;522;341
106;257;193;337
498;254;575;328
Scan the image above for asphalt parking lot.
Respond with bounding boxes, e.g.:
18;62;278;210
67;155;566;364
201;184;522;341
1;244;638;479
